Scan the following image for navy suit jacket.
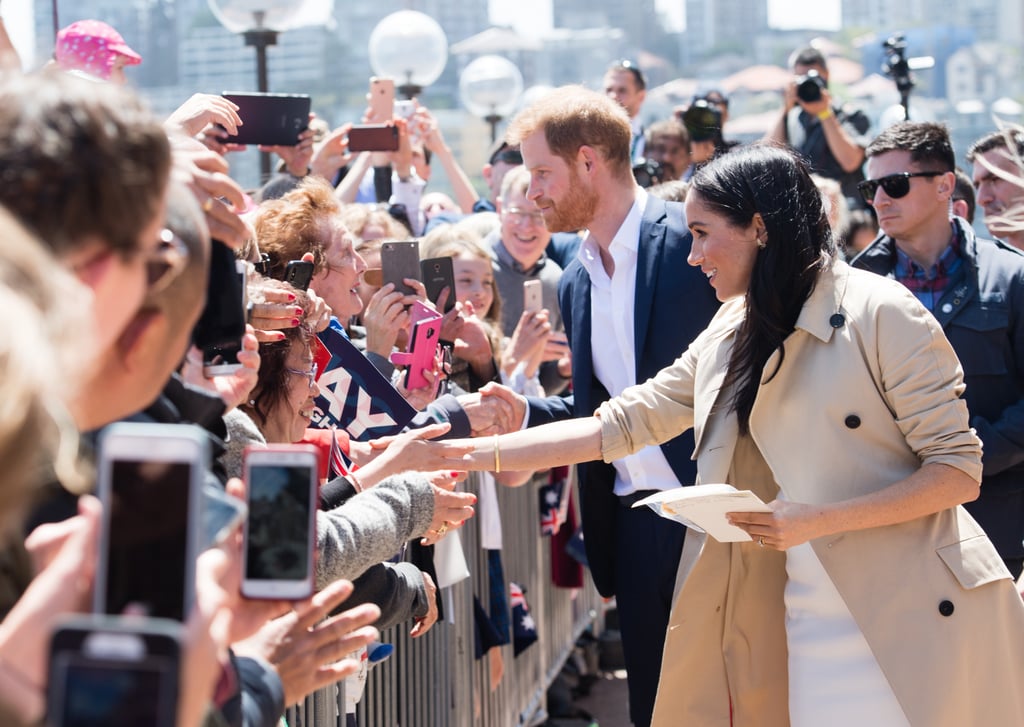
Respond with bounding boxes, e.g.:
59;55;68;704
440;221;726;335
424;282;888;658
527;196;720;596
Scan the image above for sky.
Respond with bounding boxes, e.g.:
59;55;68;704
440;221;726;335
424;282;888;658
7;0;842;69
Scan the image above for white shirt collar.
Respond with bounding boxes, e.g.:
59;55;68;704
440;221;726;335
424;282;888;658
578;186;649;273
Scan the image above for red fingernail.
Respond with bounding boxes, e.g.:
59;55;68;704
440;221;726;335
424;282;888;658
449;471;460;478
274;332;286;340
291;318;300;326
287;293;296;301
470;495;477;504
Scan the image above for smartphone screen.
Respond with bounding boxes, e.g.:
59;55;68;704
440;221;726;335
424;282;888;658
48;617;181;727
242;446;317;599
95;424;205;623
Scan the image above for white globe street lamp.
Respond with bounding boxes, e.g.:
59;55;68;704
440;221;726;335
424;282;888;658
459;55;524;142
369;11;448;99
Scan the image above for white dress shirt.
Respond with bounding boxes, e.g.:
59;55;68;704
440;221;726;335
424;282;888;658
577;187;682;496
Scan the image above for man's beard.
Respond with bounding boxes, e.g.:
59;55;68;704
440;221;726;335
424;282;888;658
539;167;598;232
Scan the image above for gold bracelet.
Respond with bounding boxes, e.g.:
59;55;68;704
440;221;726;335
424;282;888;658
817;108;834;121
493;434;501;474
349;471;363;493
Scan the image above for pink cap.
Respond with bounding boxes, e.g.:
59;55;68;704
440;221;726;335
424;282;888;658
55;20;142;80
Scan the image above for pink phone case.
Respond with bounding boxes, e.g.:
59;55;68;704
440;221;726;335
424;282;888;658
389;301;442;390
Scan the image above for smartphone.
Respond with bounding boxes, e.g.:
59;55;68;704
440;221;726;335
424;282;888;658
219;92;311;146
348;124;400;152
285;259;314;292
394;99;416;121
523;279;543;313
94;423;207;622
420;256;456;313
202;258;248;377
242;445;319;600
380;240;420;297
368;77;395;121
389;301;443;391
47;615;182;727
201;483;247;550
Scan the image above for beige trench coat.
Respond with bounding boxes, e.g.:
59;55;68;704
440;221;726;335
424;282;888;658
598;260;1024;726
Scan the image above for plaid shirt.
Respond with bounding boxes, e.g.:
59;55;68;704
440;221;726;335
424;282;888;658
894;224;963;311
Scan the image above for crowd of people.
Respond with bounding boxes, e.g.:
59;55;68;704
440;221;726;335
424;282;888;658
2;15;1024;727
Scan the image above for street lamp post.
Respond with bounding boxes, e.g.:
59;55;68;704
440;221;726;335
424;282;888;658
368;11;448;100
208;0;326;181
459;55;524;142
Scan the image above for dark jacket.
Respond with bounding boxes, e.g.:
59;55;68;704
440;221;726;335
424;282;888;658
852;217;1024;558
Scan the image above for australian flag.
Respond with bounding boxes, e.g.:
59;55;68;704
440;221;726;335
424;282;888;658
538;465;571;536
510;582;537;657
311;325;416;441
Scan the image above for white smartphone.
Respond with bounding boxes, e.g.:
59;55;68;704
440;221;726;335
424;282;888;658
368;76;395;121
242;445;319;600
94;423;207;622
523;279;543;313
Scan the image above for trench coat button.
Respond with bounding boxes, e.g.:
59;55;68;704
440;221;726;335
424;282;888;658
844;414;861;429
941;303;953;314
938;600;955;617
829;313;845;328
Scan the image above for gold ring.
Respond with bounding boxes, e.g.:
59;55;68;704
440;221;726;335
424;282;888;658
202;196;215;213
436;522;449;537
758;537;765;547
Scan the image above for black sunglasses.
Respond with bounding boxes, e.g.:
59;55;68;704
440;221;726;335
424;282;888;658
857;171;944;205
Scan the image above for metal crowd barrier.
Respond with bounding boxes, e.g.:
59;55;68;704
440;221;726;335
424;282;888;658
286;467;604;726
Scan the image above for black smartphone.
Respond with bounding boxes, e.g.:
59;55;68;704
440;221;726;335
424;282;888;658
285;259;314;292
47;615;182;727
380;240;420;297
219;92;311;146
197;252;247;377
420;256;456;313
241;445;318;600
94;423;207;622
347;123;400;152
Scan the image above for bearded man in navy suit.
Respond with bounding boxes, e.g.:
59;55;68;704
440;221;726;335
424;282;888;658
498;87;720;726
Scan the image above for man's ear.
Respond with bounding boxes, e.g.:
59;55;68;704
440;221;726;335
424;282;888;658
482;163;494;185
936;171;955;199
64;236;115;291
115;309;164;372
578;145;598;174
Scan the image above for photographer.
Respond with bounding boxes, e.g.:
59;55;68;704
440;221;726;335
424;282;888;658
765;46;871;208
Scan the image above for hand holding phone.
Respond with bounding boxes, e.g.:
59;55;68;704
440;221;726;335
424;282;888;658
242;445;319;600
285;259;315;292
347;124;400;153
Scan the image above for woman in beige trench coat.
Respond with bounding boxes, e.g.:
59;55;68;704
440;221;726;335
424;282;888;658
424;145;1024;725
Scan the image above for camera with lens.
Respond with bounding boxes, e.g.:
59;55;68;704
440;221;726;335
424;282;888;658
632;159;664;189
681;99;723;143
795;69;826;104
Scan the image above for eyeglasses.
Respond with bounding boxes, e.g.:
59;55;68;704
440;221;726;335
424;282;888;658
857;171;944;205
285;362;319;391
146;229;189;294
504;207;545;225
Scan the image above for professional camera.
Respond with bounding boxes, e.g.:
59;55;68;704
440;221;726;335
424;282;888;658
795;69;826;103
681;99;723;143
882;34;913;94
632;159;665;189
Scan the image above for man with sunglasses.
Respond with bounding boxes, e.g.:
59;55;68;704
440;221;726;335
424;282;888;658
852;121;1024;578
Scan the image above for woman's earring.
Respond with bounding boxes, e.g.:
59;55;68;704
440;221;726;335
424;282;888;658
756;235;767;250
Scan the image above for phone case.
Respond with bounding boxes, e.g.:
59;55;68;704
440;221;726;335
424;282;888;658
220;92;310;146
94;423;207;622
368;77;395;121
285;259;314;291
389;301;443;390
241;444;319;600
380;240;421;296
347;124;400;152
523;279;543;313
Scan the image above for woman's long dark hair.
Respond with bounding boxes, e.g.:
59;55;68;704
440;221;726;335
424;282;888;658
689;145;834;433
